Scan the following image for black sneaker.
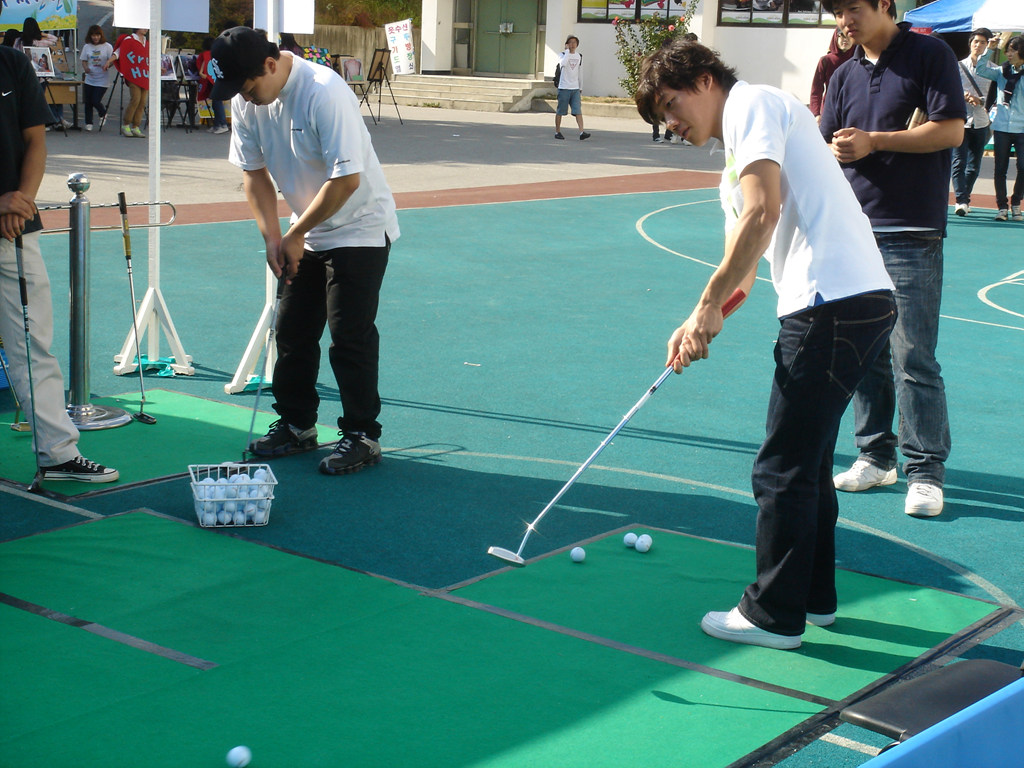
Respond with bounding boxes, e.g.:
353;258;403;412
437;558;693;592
580;132;591;141
41;456;119;483
249;419;319;457
554;132;565;140
319;432;381;475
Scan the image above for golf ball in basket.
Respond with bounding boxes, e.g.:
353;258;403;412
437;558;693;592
623;532;638;548
570;546;586;563
226;745;252;767
635;534;653;553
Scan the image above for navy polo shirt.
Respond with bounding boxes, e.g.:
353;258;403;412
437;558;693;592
820;23;965;234
1;46;52;234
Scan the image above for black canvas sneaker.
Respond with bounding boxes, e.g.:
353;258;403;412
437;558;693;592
41;456;119;483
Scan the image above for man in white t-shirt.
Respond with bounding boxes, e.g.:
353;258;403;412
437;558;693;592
554;35;590;141
210;27;400;475
635;40;895;650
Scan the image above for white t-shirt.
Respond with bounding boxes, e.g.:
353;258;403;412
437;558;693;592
558;50;582;91
719;81;893;317
229;55;400;251
80;42;113;88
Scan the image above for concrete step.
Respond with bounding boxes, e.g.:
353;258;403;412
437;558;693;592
387;74;555;113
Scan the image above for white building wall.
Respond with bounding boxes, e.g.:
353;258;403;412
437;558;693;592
422;0;454;73
554;0;837;103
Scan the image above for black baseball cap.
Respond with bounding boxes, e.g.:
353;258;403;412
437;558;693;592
209;27;277;101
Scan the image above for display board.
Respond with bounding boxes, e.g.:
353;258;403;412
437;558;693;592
0;0;77;30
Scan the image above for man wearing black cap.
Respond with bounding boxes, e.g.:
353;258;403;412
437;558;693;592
209;27;400;475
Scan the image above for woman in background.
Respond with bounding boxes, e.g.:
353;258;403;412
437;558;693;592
80;25;113;131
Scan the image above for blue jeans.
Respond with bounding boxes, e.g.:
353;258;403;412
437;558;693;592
212;98;226;129
951;125;990;205
992;130;1024;210
851;231;950;485
741;291;896;635
271;239;390;439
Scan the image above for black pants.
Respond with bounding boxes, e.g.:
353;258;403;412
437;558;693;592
82;83;107;125
739;291;896;636
271;239;389;439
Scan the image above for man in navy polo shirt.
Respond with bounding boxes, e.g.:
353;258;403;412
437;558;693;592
819;0;964;518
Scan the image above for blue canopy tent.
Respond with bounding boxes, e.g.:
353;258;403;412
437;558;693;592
904;0;985;33
905;0;1024;33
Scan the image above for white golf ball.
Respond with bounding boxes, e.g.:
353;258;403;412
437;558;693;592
635;534;653;553
216;509;232;525
623;532;638;548
232;510;246;526
570;546;586;563
226;745;252;767
222;500;237;515
202;512;217;527
253;468;267;480
251;509;268;525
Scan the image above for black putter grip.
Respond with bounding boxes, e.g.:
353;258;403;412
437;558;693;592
117;192;131;260
15;236;28;306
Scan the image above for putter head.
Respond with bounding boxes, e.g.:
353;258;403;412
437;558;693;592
487;546;526;567
10;422;32;432
132;411;157;425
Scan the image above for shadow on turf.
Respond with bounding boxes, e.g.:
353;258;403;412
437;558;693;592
54;445;1017;605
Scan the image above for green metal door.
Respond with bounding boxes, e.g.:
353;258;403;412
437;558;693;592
475;0;537;75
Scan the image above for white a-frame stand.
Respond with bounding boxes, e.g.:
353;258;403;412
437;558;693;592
225;266;277;394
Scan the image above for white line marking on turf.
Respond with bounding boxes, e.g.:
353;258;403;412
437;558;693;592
635;201;773;282
395;448;1018;612
636;202;1024;331
977;270;1024;321
820;733;881;756
939;314;1024;332
0;485;103;519
838;519;1020;611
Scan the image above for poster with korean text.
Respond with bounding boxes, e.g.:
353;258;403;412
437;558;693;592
385;19;415;76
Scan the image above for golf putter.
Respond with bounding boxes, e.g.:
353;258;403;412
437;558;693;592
488;287;748;567
0;343;31;431
243;272;287;461
13;236;44;492
117;193;156;425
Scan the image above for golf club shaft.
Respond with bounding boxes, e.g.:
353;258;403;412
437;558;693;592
245;273;287;457
118;193;148;411
13;236;43;489
510;288;748;559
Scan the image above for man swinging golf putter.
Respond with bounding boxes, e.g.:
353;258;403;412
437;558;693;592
635;40;896;649
210;27;400;474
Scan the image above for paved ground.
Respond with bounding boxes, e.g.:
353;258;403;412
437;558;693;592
39;85;996;217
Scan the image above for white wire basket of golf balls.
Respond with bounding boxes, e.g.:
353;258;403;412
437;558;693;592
189;463;277;527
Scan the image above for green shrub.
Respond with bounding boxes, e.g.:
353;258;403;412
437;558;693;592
612;4;698;98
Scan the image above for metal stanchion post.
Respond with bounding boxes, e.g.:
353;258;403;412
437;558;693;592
65;173;132;430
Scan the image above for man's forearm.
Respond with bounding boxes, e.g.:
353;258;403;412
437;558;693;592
243;168;283;244
20;126;47;202
871;117;965;154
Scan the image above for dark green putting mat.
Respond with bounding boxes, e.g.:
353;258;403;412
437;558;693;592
0;390;335;494
455;528;1003;703
0;513;824;767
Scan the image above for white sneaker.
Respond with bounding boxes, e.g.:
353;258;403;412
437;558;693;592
995;209;1008;221
806;612;836;627
954;203;968;216
84;124;93;132
834;459;898;492
211;125;229;135
701;608;801;650
1012;206;1023;222
905;483;943;518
